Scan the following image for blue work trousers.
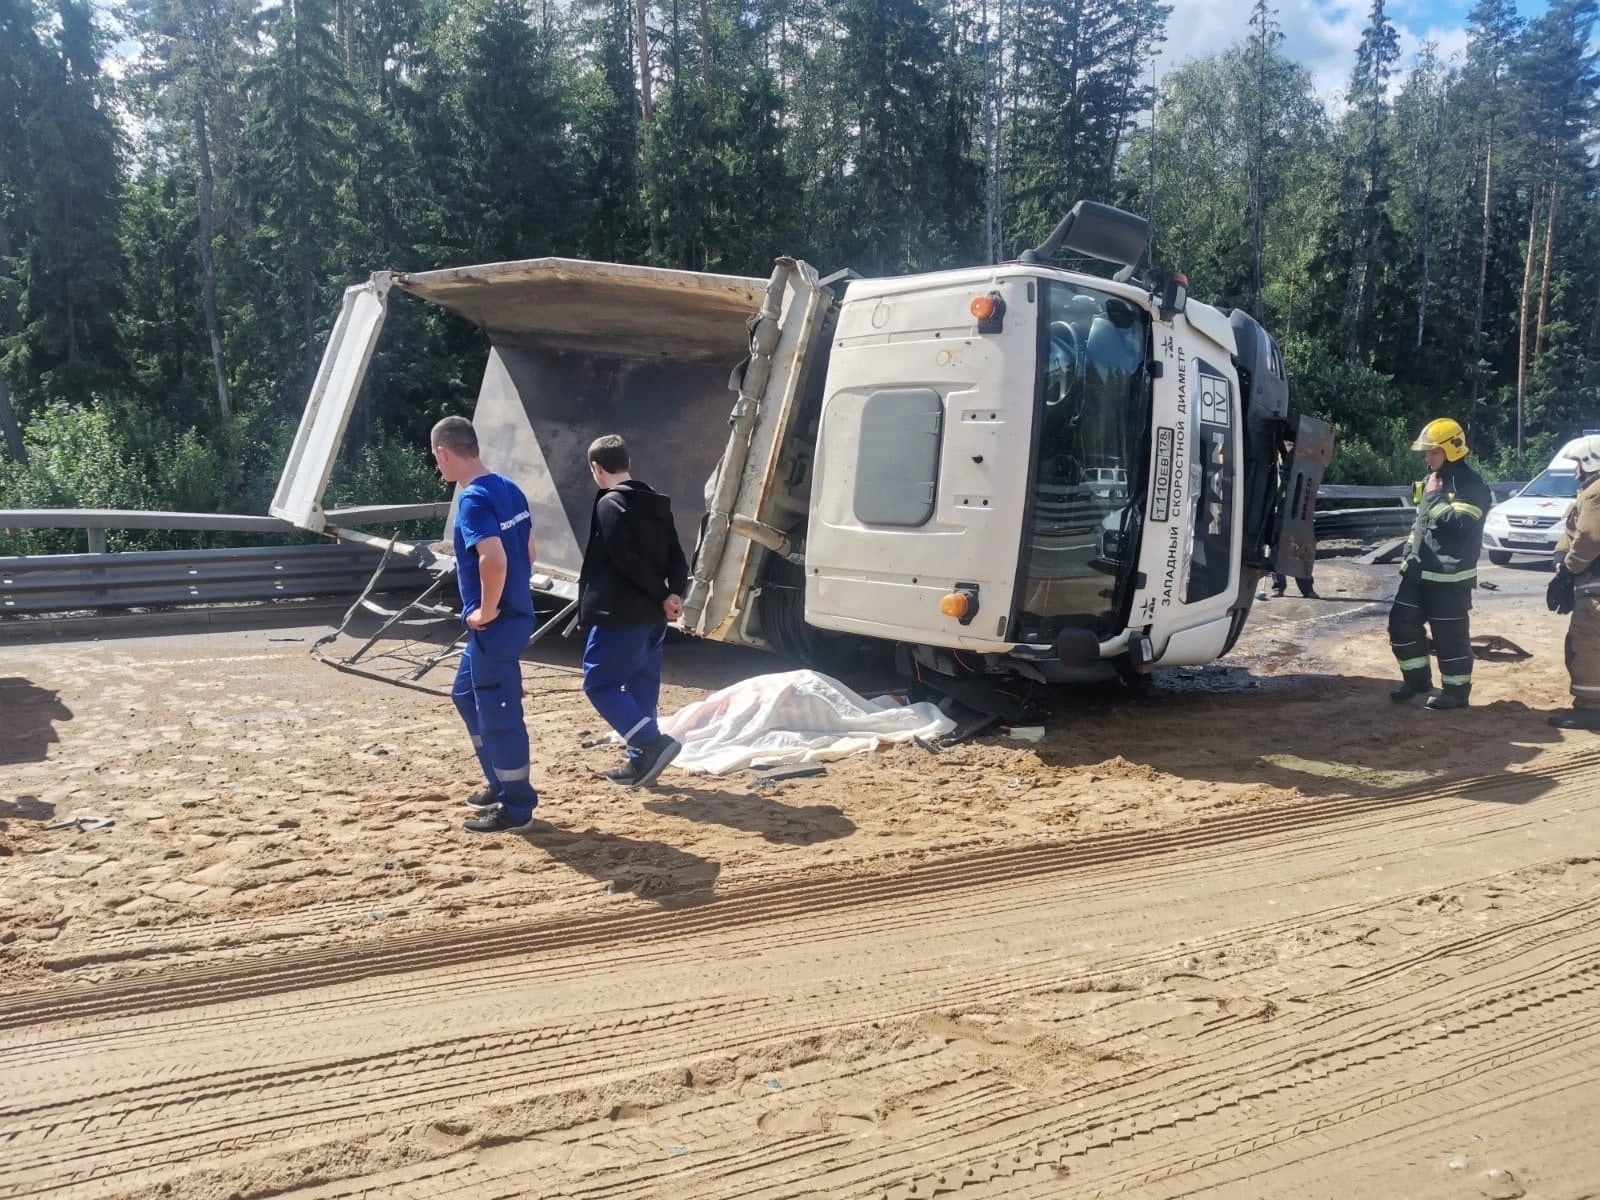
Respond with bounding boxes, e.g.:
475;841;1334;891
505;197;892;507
583;622;667;762
451;614;539;820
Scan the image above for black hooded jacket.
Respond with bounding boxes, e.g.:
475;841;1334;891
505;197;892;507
578;480;690;628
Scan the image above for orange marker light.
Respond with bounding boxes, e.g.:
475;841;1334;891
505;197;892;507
969;295;998;321
939;592;971;619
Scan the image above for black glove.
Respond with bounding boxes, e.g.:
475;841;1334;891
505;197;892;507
1548;566;1576;615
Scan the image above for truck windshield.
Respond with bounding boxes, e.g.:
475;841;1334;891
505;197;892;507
1014;280;1148;644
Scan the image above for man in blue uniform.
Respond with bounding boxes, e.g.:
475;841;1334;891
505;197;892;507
430;416;540;832
579;434;688;788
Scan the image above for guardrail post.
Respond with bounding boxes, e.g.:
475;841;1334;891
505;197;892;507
86;527;107;555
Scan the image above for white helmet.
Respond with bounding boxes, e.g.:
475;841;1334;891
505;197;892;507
1558;435;1600;476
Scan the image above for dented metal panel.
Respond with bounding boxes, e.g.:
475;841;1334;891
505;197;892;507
271;274;393;531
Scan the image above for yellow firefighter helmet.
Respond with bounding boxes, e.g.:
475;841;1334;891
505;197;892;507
1412;417;1469;462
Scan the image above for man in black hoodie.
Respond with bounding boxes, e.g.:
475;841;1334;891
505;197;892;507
579;435;689;787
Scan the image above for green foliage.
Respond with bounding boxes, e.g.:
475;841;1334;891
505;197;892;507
326;431;446;510
8;0;1600;547
0;401;150;552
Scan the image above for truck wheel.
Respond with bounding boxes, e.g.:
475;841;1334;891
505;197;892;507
1488;550;1512;566
756;550;855;670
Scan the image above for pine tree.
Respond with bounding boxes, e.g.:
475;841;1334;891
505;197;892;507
1342;0;1400;362
12;0;129;406
1461;0;1521;434
131;0;256;422
1007;0;1169;257
0;0;43;461
451;0;574;264
1510;0;1599;451
1389;45;1450;353
829;0;951;273
238;0;362;406
574;0;643;261
1245;0;1282;314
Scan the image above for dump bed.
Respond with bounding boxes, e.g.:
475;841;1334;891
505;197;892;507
272;258;832;646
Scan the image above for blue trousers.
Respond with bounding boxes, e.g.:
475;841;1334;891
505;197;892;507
583;623;667;762
451;614;539;820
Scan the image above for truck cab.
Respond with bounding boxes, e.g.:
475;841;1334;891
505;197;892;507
785;252;1327;682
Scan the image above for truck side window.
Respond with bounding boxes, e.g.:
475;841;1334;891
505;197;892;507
853;387;943;527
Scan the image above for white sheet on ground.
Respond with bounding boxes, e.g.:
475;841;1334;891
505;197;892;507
656;669;956;775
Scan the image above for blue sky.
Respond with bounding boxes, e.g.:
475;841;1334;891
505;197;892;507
1164;0;1553;98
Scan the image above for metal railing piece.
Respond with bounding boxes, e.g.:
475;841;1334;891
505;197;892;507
0;543;437;614
0;503;448;553
1318;481;1526;501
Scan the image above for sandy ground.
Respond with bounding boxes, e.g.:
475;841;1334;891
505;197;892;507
3;556;1599;1197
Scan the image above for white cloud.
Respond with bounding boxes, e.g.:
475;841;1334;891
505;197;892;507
1159;0;1475;109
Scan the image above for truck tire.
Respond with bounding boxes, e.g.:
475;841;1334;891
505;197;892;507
756;551;835;665
755;549;885;675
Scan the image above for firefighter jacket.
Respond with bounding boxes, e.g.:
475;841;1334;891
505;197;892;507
1555;474;1600;585
1404;458;1491;584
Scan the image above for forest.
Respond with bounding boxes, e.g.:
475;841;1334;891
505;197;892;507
2;0;1598;551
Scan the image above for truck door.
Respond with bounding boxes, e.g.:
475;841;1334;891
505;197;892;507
801;273;1042;650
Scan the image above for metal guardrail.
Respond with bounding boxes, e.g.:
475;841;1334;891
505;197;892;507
1315;508;1414;540
0;543;439;614
1318;481;1527;502
1313;481;1529;542
0;505;449;615
0;503;449;552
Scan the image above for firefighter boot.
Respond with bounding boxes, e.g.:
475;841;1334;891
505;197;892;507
1549;707;1600;730
1426;685;1471;711
1391;672;1432;703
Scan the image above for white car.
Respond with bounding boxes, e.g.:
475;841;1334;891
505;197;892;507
1482;463;1577;565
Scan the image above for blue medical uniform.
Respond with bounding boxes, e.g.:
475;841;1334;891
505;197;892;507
450;474;538;820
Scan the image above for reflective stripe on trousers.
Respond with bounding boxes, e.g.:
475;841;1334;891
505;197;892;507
1389;567;1474;690
451;614;539;819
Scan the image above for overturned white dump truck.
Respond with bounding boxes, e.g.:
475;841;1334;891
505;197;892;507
273;201;1331;688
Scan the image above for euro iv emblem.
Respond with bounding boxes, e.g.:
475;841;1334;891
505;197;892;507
1199;374;1231;427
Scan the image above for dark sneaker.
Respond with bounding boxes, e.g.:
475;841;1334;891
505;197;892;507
629;734;682;788
464;805;536;833
1391;681;1430;703
1270;588;1286;599
464;788;499;809
605;759;644;787
1300;587;1320;599
1425;691;1470;711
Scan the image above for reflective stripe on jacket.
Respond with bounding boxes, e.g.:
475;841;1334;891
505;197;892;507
1404;458;1491;584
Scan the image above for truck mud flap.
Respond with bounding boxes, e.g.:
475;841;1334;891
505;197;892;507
1272;415;1334;580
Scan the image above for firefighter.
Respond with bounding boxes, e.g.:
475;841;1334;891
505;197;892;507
1546;435;1600;729
1388;417;1492;710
